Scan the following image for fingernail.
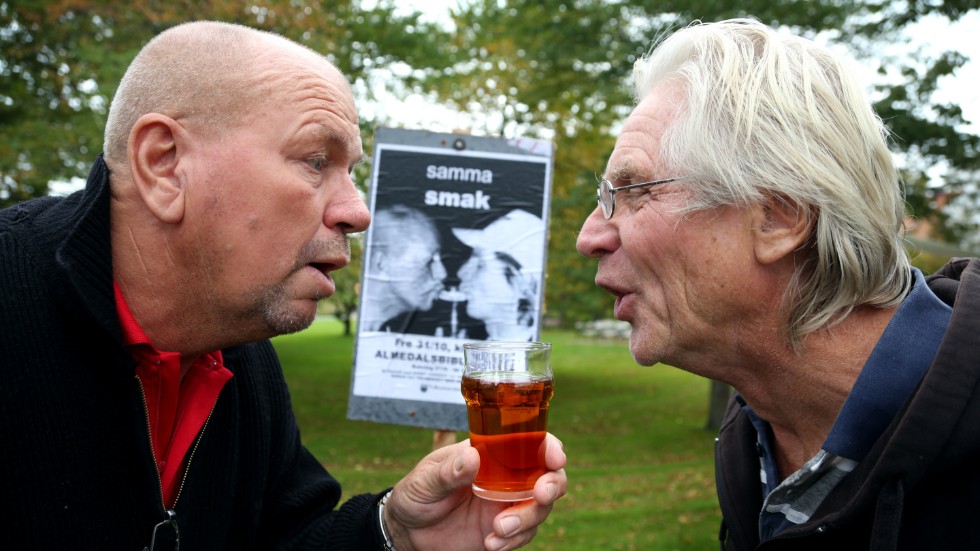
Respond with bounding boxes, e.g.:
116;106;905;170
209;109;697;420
487;536;507;551
547;483;558;502
499;515;521;536
454;454;465;473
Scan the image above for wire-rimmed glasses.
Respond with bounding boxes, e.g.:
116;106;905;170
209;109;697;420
596;176;691;219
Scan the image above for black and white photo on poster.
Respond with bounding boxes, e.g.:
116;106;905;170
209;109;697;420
351;131;552;409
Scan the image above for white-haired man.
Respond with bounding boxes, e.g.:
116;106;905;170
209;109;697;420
577;18;980;549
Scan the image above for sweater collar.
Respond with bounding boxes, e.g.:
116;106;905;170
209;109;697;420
824;268;952;460
56;155;120;342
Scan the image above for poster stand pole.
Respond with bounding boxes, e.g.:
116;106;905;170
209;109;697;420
433;429;457;451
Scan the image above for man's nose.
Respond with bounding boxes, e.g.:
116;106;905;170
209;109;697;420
326;176;370;234
576;206;614;258
433;259;449;279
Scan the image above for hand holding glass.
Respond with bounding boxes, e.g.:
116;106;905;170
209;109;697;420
461;341;554;501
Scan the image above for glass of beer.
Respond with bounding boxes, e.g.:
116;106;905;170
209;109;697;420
461;341;554;501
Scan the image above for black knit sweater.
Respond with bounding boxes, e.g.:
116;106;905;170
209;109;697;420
0;156;387;549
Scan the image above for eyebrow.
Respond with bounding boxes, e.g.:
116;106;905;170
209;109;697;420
309;124;348;145
495;251;522;271
603;160;641;184
310;122;364;166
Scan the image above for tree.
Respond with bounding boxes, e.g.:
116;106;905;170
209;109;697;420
1;2;110;206
417;0;979;326
5;1;978;333
0;0;452;208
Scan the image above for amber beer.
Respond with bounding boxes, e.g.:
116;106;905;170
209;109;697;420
461;341;553;501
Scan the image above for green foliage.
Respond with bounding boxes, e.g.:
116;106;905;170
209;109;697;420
273;320;719;550
419;1;979;325
3;0;978;324
908;249;952;275
874;51;980;172
1;2;110;206
0;0;451;207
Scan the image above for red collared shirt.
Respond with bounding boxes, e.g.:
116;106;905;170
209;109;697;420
114;283;233;508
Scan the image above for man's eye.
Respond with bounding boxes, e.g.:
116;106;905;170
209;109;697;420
306;157;328;171
621;188;652;206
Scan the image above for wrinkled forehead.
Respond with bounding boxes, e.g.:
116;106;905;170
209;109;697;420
605;87;682;181
252;40;358;123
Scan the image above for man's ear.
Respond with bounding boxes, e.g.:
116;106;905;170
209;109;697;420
752;194;813;265
128;113;185;224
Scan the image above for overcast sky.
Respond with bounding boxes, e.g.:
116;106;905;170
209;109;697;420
888;10;979;131
48;5;979;194
391;2;980;132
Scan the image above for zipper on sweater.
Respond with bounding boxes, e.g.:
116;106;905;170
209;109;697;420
172;405;215;505
136;375;167;511
136;375;216;550
137;376;181;550
136;374;214;510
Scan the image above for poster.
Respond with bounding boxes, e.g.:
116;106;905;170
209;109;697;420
347;128;553;429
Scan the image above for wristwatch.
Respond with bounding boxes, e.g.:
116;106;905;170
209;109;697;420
378;490;398;551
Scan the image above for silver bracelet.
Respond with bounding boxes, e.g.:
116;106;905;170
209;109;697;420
378;490;399;551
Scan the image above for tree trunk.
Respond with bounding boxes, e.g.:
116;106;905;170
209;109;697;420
340;310;353;336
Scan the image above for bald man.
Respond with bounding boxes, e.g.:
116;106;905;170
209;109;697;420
0;21;565;550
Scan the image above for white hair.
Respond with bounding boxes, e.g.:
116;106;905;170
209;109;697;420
633;18;910;344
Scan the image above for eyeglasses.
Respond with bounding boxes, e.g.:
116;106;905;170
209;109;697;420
597;176;691;219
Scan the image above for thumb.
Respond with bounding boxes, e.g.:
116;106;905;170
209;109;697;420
395;440;480;505
388;442;479;537
407;443;480;504
386;443;485;547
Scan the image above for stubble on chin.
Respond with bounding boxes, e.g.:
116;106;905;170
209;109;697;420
255;237;349;336
628;327;659;367
248;277;327;337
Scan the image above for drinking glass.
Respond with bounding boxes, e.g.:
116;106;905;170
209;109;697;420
461;341;554;501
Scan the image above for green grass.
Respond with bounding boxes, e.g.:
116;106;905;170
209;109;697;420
272;319;721;551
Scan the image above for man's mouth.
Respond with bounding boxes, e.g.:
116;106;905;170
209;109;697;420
595;279;630;319
595;278;627;300
308;262;337;276
299;238;350;277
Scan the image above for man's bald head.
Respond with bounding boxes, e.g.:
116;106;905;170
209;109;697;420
103;21;345;171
